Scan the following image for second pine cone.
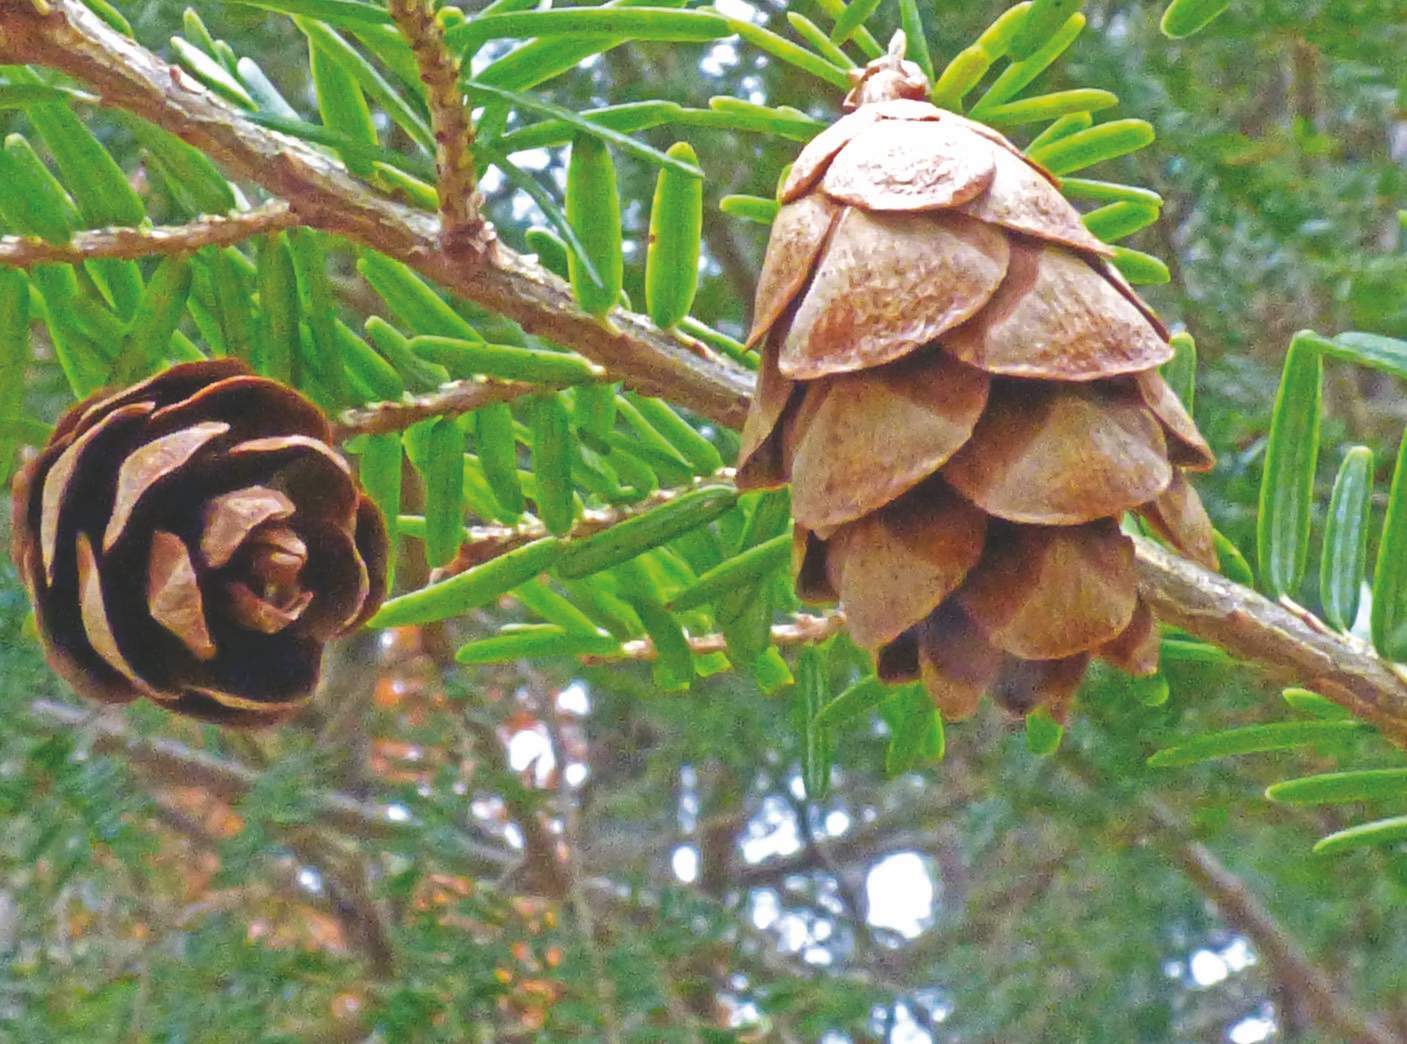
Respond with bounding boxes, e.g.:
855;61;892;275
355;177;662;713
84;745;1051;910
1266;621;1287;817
737;46;1218;723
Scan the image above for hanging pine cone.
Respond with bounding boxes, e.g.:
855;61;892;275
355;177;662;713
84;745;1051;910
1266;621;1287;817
10;360;387;727
738;39;1217;723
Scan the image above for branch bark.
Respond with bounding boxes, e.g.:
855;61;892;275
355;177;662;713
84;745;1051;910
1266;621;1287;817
0;200;296;267
9;0;1407;743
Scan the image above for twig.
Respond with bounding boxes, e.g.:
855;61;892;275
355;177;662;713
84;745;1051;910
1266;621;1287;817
432;471;738;579
0;200;296;267
384;0;490;254
11;0;1407;742
333;376;556;439
580;611;848;664
1134;536;1407;747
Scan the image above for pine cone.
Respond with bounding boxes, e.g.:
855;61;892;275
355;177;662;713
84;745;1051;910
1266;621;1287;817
10;360;388;727
738;44;1217;723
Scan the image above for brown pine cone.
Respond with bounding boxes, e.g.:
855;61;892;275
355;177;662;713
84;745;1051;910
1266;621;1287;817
739;43;1217;724
10;360;388;727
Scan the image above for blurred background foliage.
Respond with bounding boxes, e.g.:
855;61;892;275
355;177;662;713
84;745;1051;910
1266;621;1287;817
2;0;1407;1041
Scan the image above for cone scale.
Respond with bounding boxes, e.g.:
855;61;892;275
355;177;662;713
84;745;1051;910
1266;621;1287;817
738;36;1217;723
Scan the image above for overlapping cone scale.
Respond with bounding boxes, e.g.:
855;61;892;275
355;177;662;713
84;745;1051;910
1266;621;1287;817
737;49;1218;724
11;360;388;727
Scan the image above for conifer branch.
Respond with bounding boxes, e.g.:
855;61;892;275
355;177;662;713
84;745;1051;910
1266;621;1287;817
0;200;295;267
9;0;1407;743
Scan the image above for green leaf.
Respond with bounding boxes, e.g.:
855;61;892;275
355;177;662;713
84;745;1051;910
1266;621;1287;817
1082;200;1159;242
1315;330;1407;383
531;393;577;536
1130;673;1170;707
513;578;604;636
1281;687;1353;720
1160;0;1233;39
564;133;624;317
1147;721;1371;768
815;675;889;727
466;80;703;179
308;33;378;176
669;534;791;612
971;10;1084;115
237;56;301;119
254;232;299;382
118;255;192;382
557;485;738;579
1162;331;1197;414
455;624;620;664
221;0;392;28
1026;118;1155;175
794;645;832;799
1026;111;1092;153
409;336;600;385
357;253;482;340
171;36;256;108
1109;246;1170;285
1320;446;1373;632
882;685;932;776
812;0;883;57
295;16;434;152
446;8;728;52
288;228;349;405
785;13;857;71
128;122;237;215
1061;178;1163;207
473;0;690;92
370;536;563;627
828;0;882;46
0;133;79;243
1214;530;1254;586
719;194;779;225
710;12;850;89
1372;430;1407;660
498;101;684;154
1010;0;1082;60
896;0;934;80
624;395;723;474
1025;709;1064;755
357;432;402;590
1269;769;1407;806
0;268;31;483
1256;334;1322;599
979;88;1117;127
645;142;704;330
1313;816;1407;856
931;4;1031;111
630;597;692;691
423;417;466;569
473;404;526;521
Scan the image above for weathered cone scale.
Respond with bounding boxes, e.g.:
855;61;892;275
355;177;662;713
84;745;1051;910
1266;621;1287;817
738;38;1216;723
11;360;388;727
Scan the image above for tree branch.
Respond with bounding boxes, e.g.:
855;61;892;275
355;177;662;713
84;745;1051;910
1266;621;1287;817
0;0;753;428
10;0;1407;743
384;0;489;253
0;200;296;267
